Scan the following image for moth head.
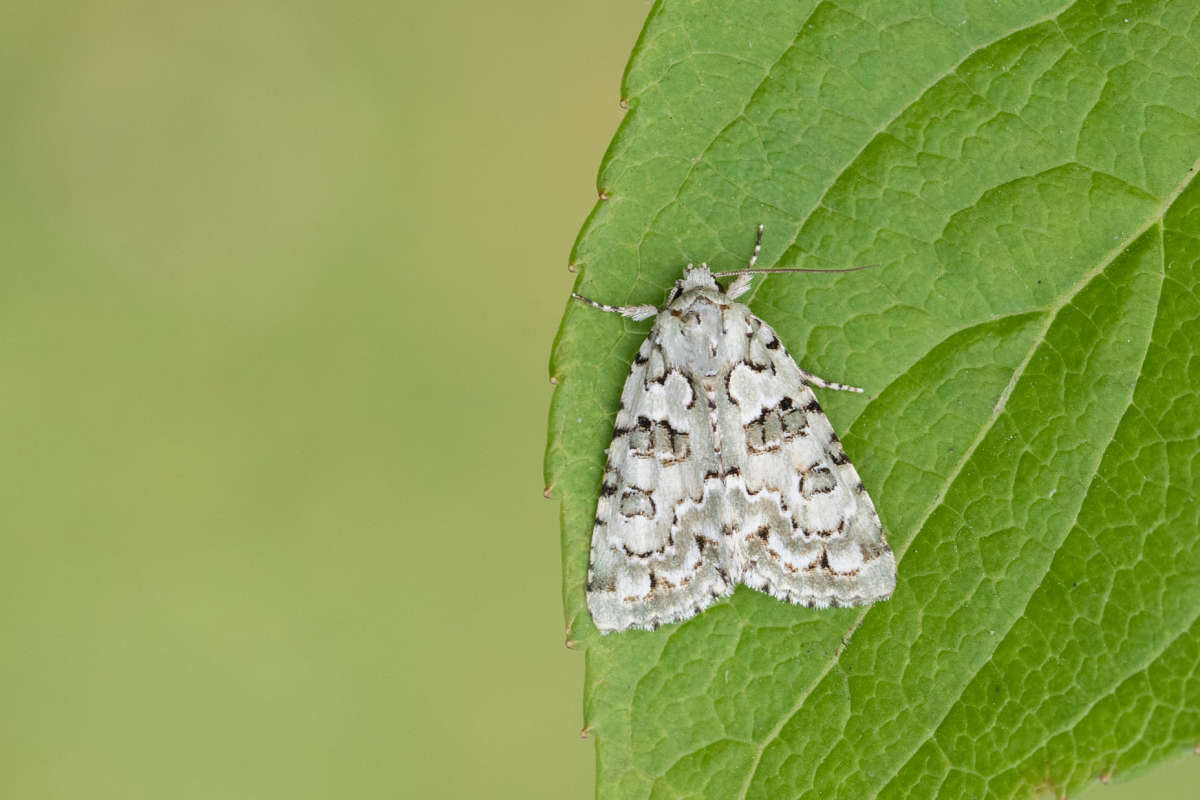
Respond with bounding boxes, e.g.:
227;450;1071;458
667;263;719;303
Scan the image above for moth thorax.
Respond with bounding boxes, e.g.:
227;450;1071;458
669;301;726;375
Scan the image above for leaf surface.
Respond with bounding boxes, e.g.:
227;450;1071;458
546;2;1200;797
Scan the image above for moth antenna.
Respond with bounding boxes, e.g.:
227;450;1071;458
712;264;879;278
713;223;879;278
747;224;764;270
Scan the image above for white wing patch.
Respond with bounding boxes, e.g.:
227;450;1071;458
578;257;896;633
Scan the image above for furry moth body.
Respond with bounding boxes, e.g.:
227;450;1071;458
573;227;895;633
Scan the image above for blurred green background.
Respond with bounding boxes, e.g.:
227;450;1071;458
0;1;1197;798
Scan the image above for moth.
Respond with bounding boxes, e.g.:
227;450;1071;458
573;226;895;632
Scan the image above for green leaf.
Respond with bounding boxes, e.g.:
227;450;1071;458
545;1;1200;797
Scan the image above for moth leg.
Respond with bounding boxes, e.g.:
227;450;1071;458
571;293;658;321
799;368;864;393
725;273;752;300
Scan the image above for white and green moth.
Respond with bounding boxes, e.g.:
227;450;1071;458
573;226;895;632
